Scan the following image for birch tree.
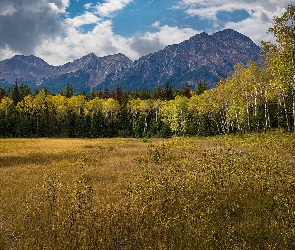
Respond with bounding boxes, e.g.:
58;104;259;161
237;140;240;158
268;4;295;130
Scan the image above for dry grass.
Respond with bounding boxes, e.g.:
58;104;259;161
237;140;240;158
0;137;156;207
0;131;295;249
0;138;161;249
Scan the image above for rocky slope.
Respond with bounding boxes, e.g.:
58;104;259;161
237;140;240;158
114;29;262;90
0;29;263;92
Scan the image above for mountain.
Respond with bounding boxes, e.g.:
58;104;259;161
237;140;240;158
0;29;263;92
0;53;133;92
0;55;55;88
113;29;262;90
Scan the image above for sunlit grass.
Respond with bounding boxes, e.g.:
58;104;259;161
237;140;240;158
1;131;295;249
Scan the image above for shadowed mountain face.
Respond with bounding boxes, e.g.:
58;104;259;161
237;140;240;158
0;29;262;92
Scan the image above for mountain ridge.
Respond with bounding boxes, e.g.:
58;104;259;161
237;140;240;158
0;29;263;92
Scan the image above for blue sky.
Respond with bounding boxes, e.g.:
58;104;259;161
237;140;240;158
0;0;291;65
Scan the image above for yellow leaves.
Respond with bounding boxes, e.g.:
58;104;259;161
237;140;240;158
160;96;189;134
226;105;247;124
84;97;103;116
47;94;68;118
0;97;14;112
17;94;35;114
13;92;123;123
102;98;120;118
17;91;49;115
68;95;86;114
128;98;153;117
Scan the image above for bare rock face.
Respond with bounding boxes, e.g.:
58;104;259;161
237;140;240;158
55;53;134;90
0;52;133;92
116;29;262;90
0;29;262;92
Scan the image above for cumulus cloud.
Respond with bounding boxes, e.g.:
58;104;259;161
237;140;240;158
137;25;199;49
95;0;133;17
129;24;199;58
0;0;68;57
186;3;239;21
179;0;288;44
224;6;282;44
131;37;164;57
84;3;93;10
64;12;100;29
35;20;199;65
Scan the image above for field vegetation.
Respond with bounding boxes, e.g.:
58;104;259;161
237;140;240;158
1;130;295;249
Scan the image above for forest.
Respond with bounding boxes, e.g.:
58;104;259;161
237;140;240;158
0;5;295;138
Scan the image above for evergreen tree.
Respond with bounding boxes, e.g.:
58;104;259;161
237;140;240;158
182;82;192;98
164;83;174;100
88;87;97;100
152;86;164;100
33;88;40;96
19;84;31;100
11;79;21;106
65;83;74;98
195;81;208;95
103;87;109;99
113;85;123;103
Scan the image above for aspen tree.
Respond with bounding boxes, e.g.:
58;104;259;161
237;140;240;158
268;4;295;130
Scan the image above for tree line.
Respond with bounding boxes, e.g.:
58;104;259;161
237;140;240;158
0;5;294;138
0;80;206;138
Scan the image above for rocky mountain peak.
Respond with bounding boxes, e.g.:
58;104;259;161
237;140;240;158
213;29;251;42
6;55;50;68
0;29;263;92
114;29;262;90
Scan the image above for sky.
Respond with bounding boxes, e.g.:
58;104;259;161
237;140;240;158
0;0;291;66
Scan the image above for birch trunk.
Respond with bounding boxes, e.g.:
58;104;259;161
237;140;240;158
283;95;291;131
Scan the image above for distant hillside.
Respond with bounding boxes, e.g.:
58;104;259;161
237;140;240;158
0;29;263;92
0;53;133;93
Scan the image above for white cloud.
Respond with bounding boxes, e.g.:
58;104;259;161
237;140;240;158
180;0;288;20
35;19;134;65
141;25;199;47
152;21;161;28
34;19;200;66
186;3;239;21
130;25;199;57
95;0;133;17
48;0;70;13
179;0;289;44
0;0;66;57
64;12;100;29
224;6;286;44
84;3;93;10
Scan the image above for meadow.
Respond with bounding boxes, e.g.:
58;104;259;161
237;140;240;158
1;130;295;249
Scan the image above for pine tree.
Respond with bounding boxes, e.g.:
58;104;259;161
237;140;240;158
195;80;208;95
11;79;21;106
164;83;174;100
182;82;192;98
65;83;74;98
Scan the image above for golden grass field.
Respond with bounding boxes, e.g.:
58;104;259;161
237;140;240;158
1;131;295;249
0;138;156;210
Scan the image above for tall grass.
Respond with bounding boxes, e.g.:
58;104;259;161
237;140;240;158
1;131;295;249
